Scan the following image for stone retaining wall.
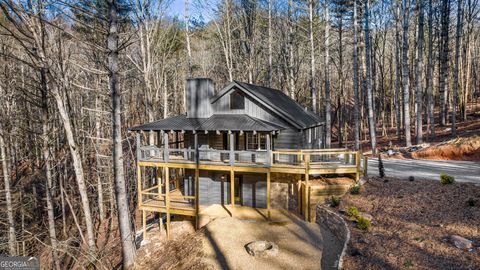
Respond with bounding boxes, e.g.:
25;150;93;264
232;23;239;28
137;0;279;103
316;205;350;269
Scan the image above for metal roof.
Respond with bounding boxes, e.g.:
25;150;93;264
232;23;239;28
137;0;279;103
129;114;286;132
211;81;323;129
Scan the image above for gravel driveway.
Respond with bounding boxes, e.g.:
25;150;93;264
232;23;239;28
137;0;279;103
368;158;480;184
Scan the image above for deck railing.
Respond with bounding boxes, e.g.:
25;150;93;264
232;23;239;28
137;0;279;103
138;145;360;170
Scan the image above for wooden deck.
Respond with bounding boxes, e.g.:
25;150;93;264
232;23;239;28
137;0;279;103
136;147;367;239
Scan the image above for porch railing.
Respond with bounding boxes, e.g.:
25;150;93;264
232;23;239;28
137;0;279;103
138;145;360;169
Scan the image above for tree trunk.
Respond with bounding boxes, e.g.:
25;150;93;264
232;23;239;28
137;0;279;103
107;0;136;268
40;69;61;269
439;0;451;126
353;0;360;150
395;3;402;140
0;122;16;256
402;0;412;147
268;0;273;87
426;0;435;138
415;0;425;144
324;1;332;148
51;87;96;254
452;0;463;136
185;0;193;77
364;0;377;153
288;0;296;99
309;0;317;113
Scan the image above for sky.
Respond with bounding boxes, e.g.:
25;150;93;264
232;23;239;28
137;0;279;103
169;0;185;18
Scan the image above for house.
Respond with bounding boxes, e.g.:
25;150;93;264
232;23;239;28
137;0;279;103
130;78;361;238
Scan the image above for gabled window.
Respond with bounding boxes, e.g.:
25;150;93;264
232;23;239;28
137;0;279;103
230;90;245;110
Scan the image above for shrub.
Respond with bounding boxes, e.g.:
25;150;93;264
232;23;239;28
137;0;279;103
330;196;341;207
440;173;455;185
347;206;359;218
350;184;361;195
356;216;371;230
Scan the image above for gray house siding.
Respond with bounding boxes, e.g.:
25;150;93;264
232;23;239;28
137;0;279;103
212;87;291;128
183;171;267;208
241;174;267;208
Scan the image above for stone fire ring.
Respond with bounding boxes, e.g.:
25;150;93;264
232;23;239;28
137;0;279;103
245;240;279;258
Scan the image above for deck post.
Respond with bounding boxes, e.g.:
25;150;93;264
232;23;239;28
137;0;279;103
195;168;199;229
230;170;235;207
137;163;142;207
229;131;234;166
164;132;169;162
267;171;271;219
165;166;170;240
304;153;310;221
157;167;163;231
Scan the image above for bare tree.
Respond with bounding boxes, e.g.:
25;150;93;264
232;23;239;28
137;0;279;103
0;122;16;255
364;0;377;153
415;0;425;144
107;0;137;267
453;0;464;136
426;0;436;138
353;0;361;150
325;0;332;148
402;0;412;147
309;0;318;113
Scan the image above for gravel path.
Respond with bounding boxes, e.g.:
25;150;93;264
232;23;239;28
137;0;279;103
200;206;327;270
368;158;480;184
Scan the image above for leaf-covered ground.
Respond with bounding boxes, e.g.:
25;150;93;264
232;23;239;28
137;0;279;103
341;177;480;270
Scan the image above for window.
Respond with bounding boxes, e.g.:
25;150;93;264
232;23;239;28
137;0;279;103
246;133;267;150
230;90;245;110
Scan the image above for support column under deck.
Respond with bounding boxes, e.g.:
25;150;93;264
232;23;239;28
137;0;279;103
230;170;235;207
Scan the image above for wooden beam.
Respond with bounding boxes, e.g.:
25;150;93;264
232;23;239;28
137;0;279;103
230;170;235;207
195;168;199;229
165;166;170;240
137;164;142;207
267;171;271;219
304;153;310;222
157;167;163;232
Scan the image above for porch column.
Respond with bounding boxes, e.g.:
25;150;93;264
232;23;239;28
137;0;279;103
195;168;199;229
163;132;169;162
266;132;271;167
194;132;198;164
267;171;271;219
230;170;235;207
136;133;141;160
229;131;234;166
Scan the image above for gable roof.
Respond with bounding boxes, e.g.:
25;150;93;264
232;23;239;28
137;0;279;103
129;114;286;132
210;81;322;129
